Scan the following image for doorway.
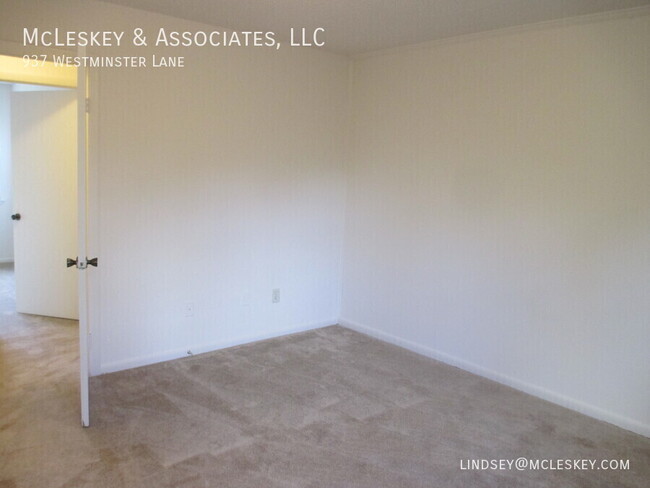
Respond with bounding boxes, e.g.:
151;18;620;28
0;50;90;426
8;83;78;319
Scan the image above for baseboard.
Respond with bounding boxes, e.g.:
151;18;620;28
339;318;650;438
0;258;14;264
100;319;337;375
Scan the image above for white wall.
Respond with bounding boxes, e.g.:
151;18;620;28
0;0;350;372
341;11;650;436
0;84;13;262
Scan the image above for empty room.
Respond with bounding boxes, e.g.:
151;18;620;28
0;0;648;487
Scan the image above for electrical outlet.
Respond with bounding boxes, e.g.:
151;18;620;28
272;288;280;303
184;302;195;317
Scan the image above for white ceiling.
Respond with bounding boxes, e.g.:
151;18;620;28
102;0;650;55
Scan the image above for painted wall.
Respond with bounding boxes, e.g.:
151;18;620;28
0;0;350;372
0;84;13;262
341;12;650;436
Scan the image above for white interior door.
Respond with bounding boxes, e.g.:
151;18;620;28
76;57;90;427
11;89;78;320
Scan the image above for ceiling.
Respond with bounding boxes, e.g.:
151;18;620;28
102;0;650;55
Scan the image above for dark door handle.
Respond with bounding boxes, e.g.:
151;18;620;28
66;257;97;269
11;213;20;221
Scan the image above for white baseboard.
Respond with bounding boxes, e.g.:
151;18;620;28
0;258;14;264
339;318;650;438
100;319;337;375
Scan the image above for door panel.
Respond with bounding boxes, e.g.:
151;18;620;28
11;90;78;320
77;58;90;426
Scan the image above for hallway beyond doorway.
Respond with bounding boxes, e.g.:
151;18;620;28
0;261;79;407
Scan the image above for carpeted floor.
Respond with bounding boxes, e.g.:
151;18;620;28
0;263;648;487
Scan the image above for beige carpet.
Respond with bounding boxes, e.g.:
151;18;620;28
1;263;648;487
